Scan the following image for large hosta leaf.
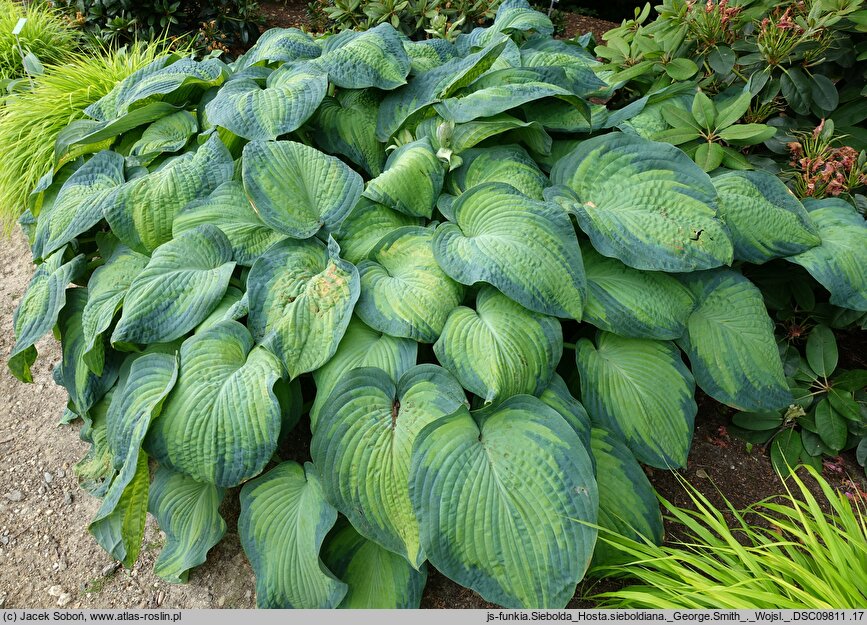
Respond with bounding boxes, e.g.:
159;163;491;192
81;245;149;375
548;133;733;272
243;140;363;239
356;226;464;343
91;352;178;566
234;28;321;69
128;110;198;167
433;182;585;319
148;467;226;584
145;320;283;487
582;243;696;340
417;114;551;159
713;170;820;264
204;66;327;141
311;90;386;177
105;351;178;468
8;248;84;382
239;462;347;608
173;181;286;266
323;521;427;608
434;67;591;124
677;269;791;411
363;138;445;218
590;428;663;566
310;317;417;431
104;134;234;253
32;151;125;259
376;38;508;141
55;288;121;416
446;145;547;200
111;225;235;346
86;57;226;122
787;198;867;311
434;286;562;403
331;197;422;265
74;393;115;497
576;332;696;468
313;365;467;567
311;24;411;90
410;395;598;608
247;238;360;378
404;39;458;73
457;0;554;50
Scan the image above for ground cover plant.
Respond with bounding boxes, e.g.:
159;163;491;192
4;0;867;609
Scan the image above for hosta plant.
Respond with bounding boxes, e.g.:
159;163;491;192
6;0;867;609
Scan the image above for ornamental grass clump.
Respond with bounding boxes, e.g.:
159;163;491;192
5;0;866;610
588;466;867;609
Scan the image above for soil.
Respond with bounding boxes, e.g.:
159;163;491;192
1;3;865;611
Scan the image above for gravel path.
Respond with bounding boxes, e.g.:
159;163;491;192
0;230;255;610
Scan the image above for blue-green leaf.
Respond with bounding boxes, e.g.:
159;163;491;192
323;521;427;609
311;24;411;90
548;133;733;271
589;428;663;566
239;462;347;608
357;226;464;343
434;286;562;403
576;332;696;468
145;320;283;487
581;242;696;340
148;467;227;584
111;225;235;346
433;182;585;319
712;170;820;263
204;66;327;141
787;198;867;311
8;248;85;382
173;181;286;267
247;237;360;379
410;395;597;608
677;269;791;411
243;140;363;240
310;317;417;432
313;365;468;567
104;134;234;253
363;138;444;218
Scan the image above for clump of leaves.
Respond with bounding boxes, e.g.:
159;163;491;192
588;466;867;608
5;0;866;610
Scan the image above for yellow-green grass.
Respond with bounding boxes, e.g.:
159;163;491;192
0;0;78;80
588;466;867;608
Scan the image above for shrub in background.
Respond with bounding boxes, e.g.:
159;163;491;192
0;41;168;232
0;0;79;81
307;0;499;40
589;467;867;608
53;0;264;51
